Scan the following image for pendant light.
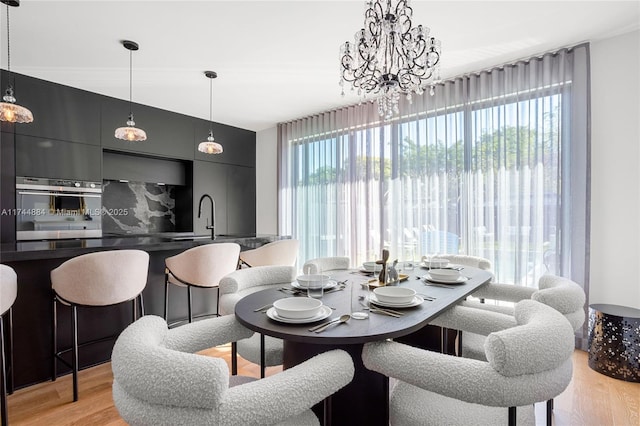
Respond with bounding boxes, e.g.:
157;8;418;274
197;71;223;154
0;0;33;123
114;40;146;141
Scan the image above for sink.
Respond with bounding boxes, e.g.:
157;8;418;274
171;235;211;241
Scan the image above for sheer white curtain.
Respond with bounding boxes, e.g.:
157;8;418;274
278;45;589;296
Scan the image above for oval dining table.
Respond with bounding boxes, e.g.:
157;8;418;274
234;267;493;426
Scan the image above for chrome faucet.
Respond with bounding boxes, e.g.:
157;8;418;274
198;194;216;240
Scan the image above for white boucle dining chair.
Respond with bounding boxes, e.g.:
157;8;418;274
433;274;586;425
51;249;149;402
1;264;17;426
218;265;297;378
301;256;350;274
363;300;576;426
164;243;240;323
111;314;355;426
239;239;299;267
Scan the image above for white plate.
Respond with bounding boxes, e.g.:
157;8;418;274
266;305;332;324
369;294;424;308
419;260;450;269
424;274;468;284
292;279;338;290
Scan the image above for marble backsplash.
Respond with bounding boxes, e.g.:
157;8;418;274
102;180;176;235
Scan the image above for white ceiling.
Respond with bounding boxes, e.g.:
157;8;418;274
2;1;639;132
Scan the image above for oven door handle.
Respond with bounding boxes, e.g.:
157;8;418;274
17;191;102;198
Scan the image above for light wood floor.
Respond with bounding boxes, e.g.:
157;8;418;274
4;349;639;426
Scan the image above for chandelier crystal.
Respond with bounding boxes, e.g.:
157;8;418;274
198;70;223;155
0;0;33;123
115;40;146;142
339;0;442;120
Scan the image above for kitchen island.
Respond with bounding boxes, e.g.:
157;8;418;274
0;234;285;389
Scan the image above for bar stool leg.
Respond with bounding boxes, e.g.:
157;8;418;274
71;305;79;402
139;294;145;317
132;298;137;323
187;286;193;323
52;297;57;381
1;315;7;426
6;309;12;395
164;274;169;321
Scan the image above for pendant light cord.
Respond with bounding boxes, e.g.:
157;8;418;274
209;76;213;132
5;4;11;72
128;48;133;118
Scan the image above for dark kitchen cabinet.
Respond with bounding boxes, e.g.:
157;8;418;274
194;120;255;167
101;97;194;160
15;135;101;181
11;73;101;145
227;165;256;234
193;160;229;236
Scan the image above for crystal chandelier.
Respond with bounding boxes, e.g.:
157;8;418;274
0;0;33;123
339;0;442;120
114;40;146;142
198;71;223;155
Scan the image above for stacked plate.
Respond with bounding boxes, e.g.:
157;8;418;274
370;287;424;308
424;268;468;285
292;274;338;290
266;297;332;324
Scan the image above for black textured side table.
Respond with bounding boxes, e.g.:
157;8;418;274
588;304;640;382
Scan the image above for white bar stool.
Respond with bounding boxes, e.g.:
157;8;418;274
164;243;240;324
1;265;17;426
51;249;149;402
239;239;299;268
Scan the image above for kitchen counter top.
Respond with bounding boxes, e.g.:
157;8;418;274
0;233;284;262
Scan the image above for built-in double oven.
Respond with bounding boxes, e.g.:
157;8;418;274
15;176;102;240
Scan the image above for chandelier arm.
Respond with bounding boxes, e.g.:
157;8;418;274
395;0;410;18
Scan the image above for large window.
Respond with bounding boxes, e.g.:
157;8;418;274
279;45;589;287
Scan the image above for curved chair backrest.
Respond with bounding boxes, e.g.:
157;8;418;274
434;254;492;271
112;315;230;411
485;300;575;379
0;264;17;315
51;250;149;306
165;243;240;288
239;239;299;267
302;257;350;274
534;274;586;331
218;265;296;316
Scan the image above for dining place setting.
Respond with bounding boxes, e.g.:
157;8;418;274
249;264;437;333
417;256;471;289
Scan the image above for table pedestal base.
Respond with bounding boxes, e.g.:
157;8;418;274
283;341;388;426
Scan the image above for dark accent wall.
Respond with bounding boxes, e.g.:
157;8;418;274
0;70;256;242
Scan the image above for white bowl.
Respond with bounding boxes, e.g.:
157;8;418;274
428;268;461;281
422;257;449;268
296;274;330;288
273;297;323;319
362;261;383;272
373;287;416;304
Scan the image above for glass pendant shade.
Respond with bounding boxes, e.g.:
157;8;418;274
0;89;33;123
115;115;147;141
198;131;223;154
1;1;33;123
